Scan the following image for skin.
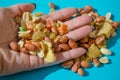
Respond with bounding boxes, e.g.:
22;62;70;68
0;4;92;76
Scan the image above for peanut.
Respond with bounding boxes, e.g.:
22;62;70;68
93;58;100;67
79;37;89;43
79;44;90;49
85;5;93;11
59;44;70;51
112;22;120;30
71;61;81;72
77;68;84;76
59;36;68;43
77;8;84;12
80;60;90;68
10;42;20;51
68;39;78;48
95;35;105;45
96;16;105;22
20;47;28;54
24;44;36;51
49;2;55;9
61;60;74;68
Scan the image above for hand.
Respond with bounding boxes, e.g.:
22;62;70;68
0;4;92;76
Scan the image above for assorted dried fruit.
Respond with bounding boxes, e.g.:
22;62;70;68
10;3;119;76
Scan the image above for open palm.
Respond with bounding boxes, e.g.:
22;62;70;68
0;4;92;76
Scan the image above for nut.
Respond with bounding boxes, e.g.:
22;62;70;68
24;44;36;51
79;44;90;49
99;57;109;64
49;2;55;9
96;16;105;22
61;60;74;68
71;61;81;72
93;58;100;67
20;47;28;54
112;22;120;30
80;60;90;68
95;35;105;45
85;5;93;11
59;36;68;43
79;37;89;43
77;68;84;76
100;47;112;55
68;39;78;48
59;44;70;51
10;42;20;51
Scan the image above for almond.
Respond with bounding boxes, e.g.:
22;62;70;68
59;36;68;43
80;60;90;68
77;68;84;76
79;37;89;43
71;61;81;72
68;39;78;48
93;58;100;67
61;60;74;68
59;44;70;51
10;42;20;51
24;44;36;51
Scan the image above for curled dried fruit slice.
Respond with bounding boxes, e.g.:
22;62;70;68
37;50;44;58
44;48;56;63
99;57;109;64
32;31;44;41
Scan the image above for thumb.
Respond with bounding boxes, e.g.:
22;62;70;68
8;3;36;17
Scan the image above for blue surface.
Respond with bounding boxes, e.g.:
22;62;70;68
0;0;120;80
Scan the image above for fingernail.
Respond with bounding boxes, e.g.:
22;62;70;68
31;3;36;9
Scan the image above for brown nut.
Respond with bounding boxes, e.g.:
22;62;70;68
93;58;100;67
49;2;55;9
80;60;90;68
9;42;20;51
77;8;84;12
71;61;81;72
79;44;90;49
77;68;84;76
24;44;36;51
96;16;105;22
20;47;28;54
95;35;105;45
79;37;89;43
61;60;74;68
112;22;120;30
85;5;93;11
68;39;78;48
59;44;70;51
59;36;68;43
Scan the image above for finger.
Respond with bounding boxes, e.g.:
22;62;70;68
64;14;92;30
42;8;77;21
8;4;35;17
55;48;86;63
65;25;92;41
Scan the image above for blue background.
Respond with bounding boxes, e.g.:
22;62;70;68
0;0;120;80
